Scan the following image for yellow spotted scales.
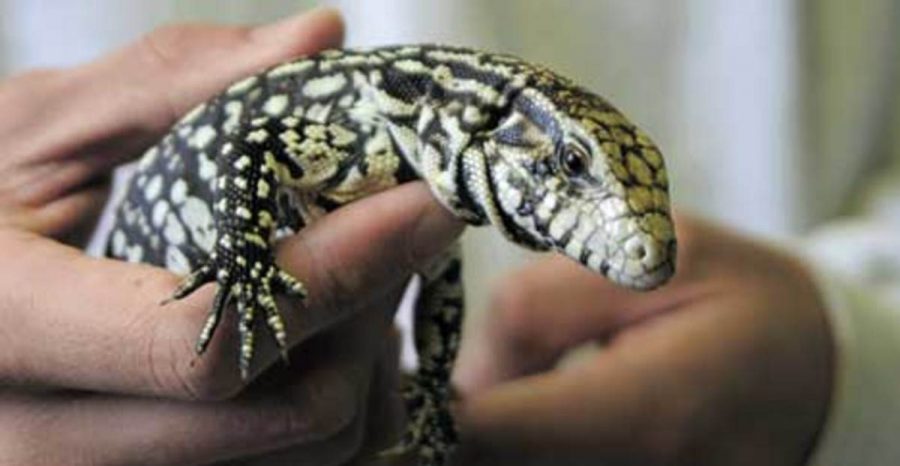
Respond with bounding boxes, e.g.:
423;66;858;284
105;44;676;466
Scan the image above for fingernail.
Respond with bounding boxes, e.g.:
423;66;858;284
253;6;345;48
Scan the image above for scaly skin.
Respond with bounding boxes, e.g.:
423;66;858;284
105;44;676;466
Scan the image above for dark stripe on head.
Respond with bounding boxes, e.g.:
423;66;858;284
513;95;562;145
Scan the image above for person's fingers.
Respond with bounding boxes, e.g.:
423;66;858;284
455;215;718;394
349;327;408;464
0;289;393;466
0;182;462;399
3;6;345;160
453;217;833;466
0;177;112;242
229;327;408;466
455;252;705;393
0;7;344;234
453;295;748;465
98;6;345;137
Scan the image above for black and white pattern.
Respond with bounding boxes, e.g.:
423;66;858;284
105;44;677;466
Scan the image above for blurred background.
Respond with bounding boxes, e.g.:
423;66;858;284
2;0;899;326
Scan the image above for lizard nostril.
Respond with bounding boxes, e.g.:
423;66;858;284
633;245;647;260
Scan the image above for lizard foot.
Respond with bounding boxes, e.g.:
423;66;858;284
169;251;307;379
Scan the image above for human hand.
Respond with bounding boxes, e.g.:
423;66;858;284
0;7;342;243
452;214;833;466
0;8;465;465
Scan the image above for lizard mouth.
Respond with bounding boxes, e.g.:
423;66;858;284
611;240;677;290
581;239;676;290
561;220;676;291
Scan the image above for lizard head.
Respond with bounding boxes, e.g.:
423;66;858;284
480;86;676;290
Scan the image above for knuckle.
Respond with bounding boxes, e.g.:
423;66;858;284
140;23;208;66
134;25;188;122
138;24;189;70
134;23;250;122
137;22;251;79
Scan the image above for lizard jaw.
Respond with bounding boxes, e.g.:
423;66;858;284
549;204;677;291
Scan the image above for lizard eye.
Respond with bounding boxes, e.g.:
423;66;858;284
560;144;590;176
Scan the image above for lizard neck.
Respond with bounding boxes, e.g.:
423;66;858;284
415;123;490;225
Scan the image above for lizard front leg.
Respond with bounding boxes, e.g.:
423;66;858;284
169;117;306;379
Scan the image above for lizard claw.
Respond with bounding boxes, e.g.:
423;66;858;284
170;253;303;378
275;269;307;298
164;263;215;305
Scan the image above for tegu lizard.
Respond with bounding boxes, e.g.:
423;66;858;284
105;44;677;466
